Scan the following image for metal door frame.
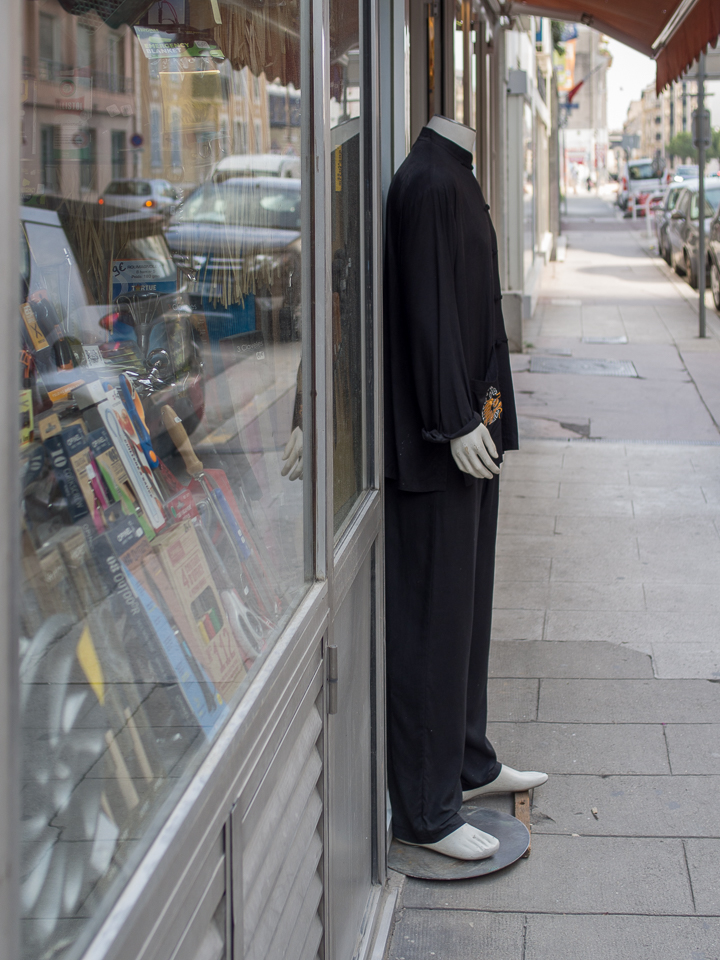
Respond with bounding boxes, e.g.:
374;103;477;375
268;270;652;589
321;0;388;940
0;0;21;954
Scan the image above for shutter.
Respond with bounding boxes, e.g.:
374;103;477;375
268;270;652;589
235;662;324;960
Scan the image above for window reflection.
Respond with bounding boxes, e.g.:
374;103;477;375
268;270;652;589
19;1;306;957
330;0;364;534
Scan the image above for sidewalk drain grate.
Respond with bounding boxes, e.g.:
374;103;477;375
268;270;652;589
529;356;638;377
582;335;628;344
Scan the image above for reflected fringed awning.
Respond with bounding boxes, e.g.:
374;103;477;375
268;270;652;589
212;0;358;88
508;0;720;93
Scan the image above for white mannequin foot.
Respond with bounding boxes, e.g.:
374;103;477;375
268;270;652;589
398;823;500;861
462;764;548;802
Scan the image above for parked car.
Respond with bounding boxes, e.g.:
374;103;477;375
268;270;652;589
669;164;699;183
656;184;685;263
665;179;720;288
99;179;182;217
618;157;664;212
211;153;300;182
165;177;302;363
708;206;720;311
20;201;205;446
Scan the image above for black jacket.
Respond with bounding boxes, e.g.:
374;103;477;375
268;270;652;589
384;127;518;492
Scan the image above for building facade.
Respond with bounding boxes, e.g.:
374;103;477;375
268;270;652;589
3;3;556;960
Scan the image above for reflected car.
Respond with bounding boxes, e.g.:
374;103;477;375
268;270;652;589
20;201;205;447
670;165;699;183
666;180;720;288
211;153;300;182
708;206;720;312
656;185;684;264
165;177;302;365
99;179;182;217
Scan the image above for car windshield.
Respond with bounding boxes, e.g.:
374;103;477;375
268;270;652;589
21;219;89;332
176;181;301;230
105;181;152;196
676;166;699;178
629;162;656;180
689;188;720;219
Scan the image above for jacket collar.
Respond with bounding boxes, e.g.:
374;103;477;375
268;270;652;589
417;127;474;169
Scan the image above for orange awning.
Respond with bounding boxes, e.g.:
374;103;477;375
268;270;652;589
508;0;720;92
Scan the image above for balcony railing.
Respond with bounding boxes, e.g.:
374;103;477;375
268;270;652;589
36;60;134;94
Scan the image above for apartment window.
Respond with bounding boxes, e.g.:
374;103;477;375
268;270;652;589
39;13;56;64
79;128;96;190
170;107;182;167
108;33;125;88
111;129;126;179
253;74;260;101
40;125;59;193
150;107;163;168
77;23;93;74
254;119;262;152
235;119;248;153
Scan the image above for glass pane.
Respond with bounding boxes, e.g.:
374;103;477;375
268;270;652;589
19;1;307;957
331;0;364;534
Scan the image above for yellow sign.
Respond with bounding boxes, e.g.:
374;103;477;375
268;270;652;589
21;303;49;351
334;146;342;192
77;625;106;705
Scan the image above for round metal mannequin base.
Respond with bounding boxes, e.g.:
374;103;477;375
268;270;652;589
387;806;530;880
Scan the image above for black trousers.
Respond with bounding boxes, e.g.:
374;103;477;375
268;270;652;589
385;465;501;844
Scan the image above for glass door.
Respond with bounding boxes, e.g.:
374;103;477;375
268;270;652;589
325;0;384;953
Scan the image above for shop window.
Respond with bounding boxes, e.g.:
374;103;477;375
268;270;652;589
330;0;365;533
19;1;308;957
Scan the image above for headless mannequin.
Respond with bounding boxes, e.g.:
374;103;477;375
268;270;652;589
393;117;547;861
289;115;548;860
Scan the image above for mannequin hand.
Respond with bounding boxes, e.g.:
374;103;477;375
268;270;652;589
450;422;501;479
281;426;303;481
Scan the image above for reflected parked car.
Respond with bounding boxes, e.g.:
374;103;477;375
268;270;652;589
666;180;720;288
165;177;302;366
99;179;182;217
210;153;300;182
708;206;720;312
20;201;205;447
670;164;699;183
656;185;684;264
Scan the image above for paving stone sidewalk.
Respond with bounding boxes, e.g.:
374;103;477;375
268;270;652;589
385;195;720;960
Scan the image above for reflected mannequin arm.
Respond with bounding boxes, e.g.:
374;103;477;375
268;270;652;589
281;426;303;481
450;422;500;480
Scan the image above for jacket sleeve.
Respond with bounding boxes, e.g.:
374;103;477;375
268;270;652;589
398;182;480;443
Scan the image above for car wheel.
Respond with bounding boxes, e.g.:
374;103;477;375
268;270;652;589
662;236;672;265
684;250;698;288
711;261;720;312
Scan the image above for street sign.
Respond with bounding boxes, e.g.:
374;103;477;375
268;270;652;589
130;133;144;148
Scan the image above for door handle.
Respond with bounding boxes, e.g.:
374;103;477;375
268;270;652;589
327;644;338;715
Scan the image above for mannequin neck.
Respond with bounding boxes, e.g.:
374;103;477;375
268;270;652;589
426;115;475;153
